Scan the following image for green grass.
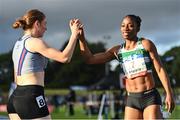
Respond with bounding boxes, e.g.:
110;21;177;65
1;103;180;119
51;104;98;119
169;104;180;119
50;104;180;119
0;112;8;116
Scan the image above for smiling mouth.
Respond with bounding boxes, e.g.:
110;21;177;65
123;32;130;35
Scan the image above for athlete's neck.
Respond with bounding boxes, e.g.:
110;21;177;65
125;37;138;50
24;30;38;38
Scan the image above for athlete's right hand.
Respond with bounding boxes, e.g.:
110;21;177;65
69;19;83;37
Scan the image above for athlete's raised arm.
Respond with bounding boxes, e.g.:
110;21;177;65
79;28;120;64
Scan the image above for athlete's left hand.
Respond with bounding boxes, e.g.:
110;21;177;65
165;93;175;113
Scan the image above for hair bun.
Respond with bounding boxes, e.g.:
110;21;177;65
12;19;26;29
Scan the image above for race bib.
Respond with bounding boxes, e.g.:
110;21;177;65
36;95;46;108
122;54;147;78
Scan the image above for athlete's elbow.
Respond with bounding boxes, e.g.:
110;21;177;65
65;58;71;63
56;56;70;63
62;57;71;63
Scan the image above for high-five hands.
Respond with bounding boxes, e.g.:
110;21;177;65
69;19;83;36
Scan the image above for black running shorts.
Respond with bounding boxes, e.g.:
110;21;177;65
7;85;49;119
126;88;162;111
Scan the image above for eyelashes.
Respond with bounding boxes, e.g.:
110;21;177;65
121;24;134;28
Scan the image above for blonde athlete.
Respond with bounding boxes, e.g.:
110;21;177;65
79;15;175;119
7;9;82;120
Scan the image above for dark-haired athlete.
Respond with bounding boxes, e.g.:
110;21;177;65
79;15;175;119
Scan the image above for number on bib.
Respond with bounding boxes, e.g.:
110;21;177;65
36;95;46;108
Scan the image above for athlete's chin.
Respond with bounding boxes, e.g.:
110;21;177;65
122;36;130;40
122;35;135;40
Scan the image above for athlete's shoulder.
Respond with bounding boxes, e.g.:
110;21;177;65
26;37;47;53
27;37;45;45
113;45;121;49
141;37;156;51
141;37;155;46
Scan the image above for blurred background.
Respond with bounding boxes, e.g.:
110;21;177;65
0;0;180;119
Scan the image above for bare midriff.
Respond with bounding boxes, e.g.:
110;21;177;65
16;71;45;87
125;72;155;93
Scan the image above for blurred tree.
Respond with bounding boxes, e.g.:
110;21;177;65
0;43;179;90
46;39;106;88
163;46;180;86
0;51;13;91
